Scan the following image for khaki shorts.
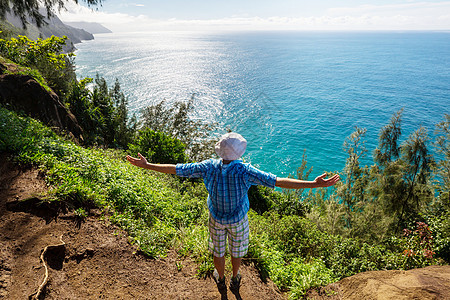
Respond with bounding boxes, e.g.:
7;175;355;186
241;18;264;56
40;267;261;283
208;214;249;258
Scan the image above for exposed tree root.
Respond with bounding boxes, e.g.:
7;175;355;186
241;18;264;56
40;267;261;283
29;235;66;300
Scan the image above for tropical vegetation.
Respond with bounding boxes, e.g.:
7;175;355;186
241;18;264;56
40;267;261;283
0;33;448;299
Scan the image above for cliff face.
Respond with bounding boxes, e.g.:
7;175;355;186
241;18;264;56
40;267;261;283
0;60;83;142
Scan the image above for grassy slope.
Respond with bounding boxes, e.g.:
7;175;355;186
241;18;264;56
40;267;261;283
0;105;208;254
4;105;437;299
0;106;342;296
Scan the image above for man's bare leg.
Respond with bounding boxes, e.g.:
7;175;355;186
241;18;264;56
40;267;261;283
231;256;241;277
214;255;226;279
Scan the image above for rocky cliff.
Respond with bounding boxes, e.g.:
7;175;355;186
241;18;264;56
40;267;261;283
0;60;83;142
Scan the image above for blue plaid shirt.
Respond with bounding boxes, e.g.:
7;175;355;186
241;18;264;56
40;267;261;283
176;159;277;224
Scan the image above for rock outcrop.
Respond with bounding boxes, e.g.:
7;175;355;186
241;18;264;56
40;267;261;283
0;63;83;142
306;265;450;300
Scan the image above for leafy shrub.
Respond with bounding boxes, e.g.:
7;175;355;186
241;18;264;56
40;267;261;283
128;128;187;164
248;211;337;297
325;237;400;278
248;185;310;217
0;35;76;96
264;212;331;258
287;258;337;300
140;97;217;161
0;105;56;155
74;207;88;219
248;185;276;214
426;214;450;263
401;222;437;269
249;208;402;294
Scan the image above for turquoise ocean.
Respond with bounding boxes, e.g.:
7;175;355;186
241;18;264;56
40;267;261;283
74;31;450;177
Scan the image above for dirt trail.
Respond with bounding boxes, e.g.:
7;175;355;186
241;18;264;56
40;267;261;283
0;155;283;300
1;154;449;300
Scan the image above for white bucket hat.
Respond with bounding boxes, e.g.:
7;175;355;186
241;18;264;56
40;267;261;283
215;132;247;160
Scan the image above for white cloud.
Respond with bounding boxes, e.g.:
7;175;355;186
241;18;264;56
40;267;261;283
323;1;450;29
58;3;138;24
57;1;450;32
327;2;450;16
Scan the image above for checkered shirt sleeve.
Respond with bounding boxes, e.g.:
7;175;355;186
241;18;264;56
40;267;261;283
245;164;277;188
175;160;210;178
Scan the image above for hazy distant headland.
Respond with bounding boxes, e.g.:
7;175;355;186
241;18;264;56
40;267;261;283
64;21;112;35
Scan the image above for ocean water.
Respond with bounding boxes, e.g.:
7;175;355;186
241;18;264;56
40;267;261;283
74;31;450;177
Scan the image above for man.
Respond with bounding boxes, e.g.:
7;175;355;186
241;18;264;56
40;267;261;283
126;132;339;298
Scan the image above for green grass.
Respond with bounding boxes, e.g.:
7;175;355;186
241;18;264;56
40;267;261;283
0;105;208;258
1;105;437;298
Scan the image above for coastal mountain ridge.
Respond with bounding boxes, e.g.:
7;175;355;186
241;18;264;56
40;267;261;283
64;21;112;34
1;10;111;51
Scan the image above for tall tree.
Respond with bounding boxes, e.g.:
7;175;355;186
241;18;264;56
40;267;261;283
337;127;369;232
399;127;435;226
374;109;403;166
373;111;435;232
110;78;137;149
435;114;450;210
0;0;102;28
65;76;135;148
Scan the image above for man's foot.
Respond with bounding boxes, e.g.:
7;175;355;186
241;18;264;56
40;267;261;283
213;269;228;299
229;272;242;299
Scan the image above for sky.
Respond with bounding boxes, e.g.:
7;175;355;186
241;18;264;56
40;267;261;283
57;0;450;32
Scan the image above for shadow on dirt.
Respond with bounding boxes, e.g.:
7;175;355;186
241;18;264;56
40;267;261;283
6;197;63;224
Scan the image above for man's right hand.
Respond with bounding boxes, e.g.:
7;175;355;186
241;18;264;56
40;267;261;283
126;153;149;169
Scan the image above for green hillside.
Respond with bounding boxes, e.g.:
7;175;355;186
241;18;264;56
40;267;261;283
1;10;94;52
1;34;449;299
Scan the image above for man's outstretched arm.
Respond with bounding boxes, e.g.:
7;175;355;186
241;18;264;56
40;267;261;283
275;173;340;189
126;153;177;174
